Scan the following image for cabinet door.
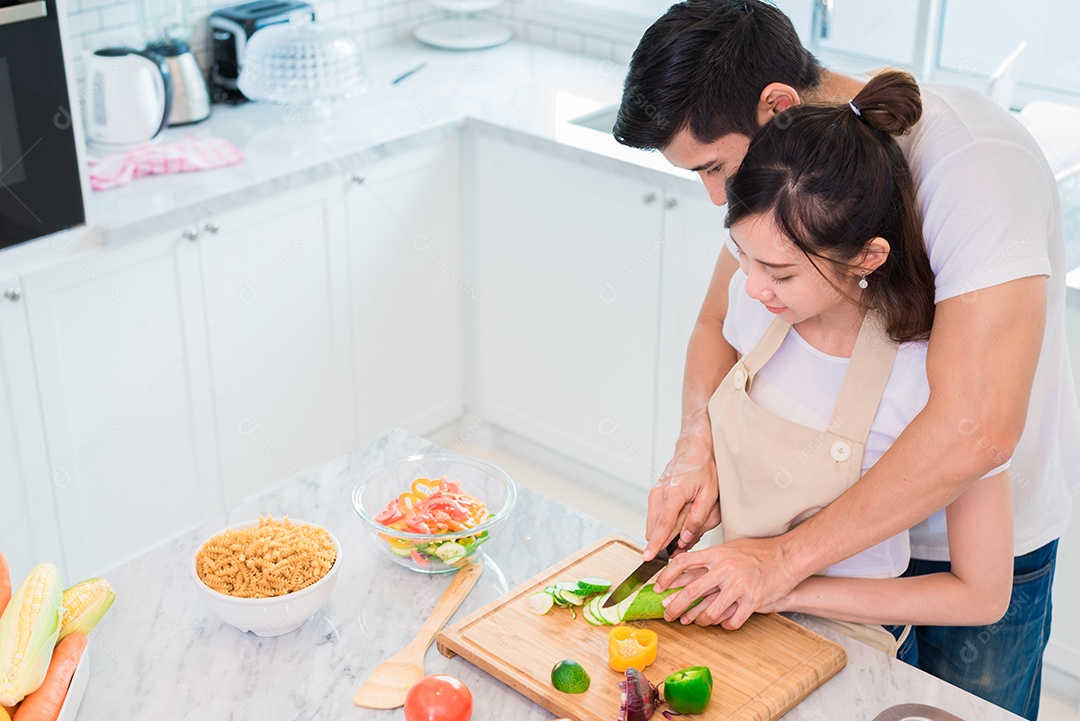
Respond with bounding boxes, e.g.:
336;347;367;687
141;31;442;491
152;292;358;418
200;180;353;507
1046;513;1080;693
345;140;464;444
654;192;730;471
22;234;219;579
0;274;64;584
471;136;663;490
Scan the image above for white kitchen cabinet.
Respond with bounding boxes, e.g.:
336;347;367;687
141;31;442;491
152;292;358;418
653;191;730;473
0;274;65;585
344;140;465;445
198;180;354;508
471;136;664;489
1049;297;1080;695
21;233;220;580
1047;511;1080;695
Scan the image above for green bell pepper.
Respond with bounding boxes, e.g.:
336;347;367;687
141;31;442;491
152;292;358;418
662;666;713;714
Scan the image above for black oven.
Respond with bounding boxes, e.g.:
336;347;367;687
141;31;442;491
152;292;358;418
0;0;86;250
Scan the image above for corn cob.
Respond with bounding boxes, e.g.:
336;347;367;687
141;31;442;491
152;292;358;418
58;578;115;641
0;563;63;706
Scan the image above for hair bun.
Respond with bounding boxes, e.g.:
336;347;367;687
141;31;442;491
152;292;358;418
851;70;922;135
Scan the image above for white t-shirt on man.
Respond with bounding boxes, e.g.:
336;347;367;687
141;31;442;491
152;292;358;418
897;83;1080;560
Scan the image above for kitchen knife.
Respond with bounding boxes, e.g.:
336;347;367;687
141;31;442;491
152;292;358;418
602;536;680;608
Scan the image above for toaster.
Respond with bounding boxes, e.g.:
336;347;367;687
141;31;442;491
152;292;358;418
209;0;315;103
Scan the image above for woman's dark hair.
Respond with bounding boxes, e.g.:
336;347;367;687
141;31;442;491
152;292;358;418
614;0;823;150
725;70;935;342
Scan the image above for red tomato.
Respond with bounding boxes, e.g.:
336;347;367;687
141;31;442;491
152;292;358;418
404;674;473;721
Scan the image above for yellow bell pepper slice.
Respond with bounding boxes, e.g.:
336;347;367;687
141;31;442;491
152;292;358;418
608;625;658;672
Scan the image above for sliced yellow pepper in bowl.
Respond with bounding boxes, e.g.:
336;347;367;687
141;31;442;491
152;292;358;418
608;625;658;672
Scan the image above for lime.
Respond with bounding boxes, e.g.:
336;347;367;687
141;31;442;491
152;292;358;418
528;591;555;615
551;659;591;694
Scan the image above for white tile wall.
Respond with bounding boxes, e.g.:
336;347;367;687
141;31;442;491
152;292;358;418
65;0;638;71
482;0;646;63
65;0;439;74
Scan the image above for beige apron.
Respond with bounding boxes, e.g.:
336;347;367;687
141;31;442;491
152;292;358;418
707;312;909;656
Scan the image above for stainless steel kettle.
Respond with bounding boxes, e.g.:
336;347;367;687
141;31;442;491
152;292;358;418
84;47;173;151
146;40;211;125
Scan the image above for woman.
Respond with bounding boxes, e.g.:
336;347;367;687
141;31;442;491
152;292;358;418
665;71;1013;660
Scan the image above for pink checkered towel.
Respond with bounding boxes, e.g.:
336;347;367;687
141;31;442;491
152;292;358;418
88;137;245;191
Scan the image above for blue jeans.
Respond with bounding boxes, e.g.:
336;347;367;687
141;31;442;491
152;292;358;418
884;623;919;666
902;540;1059;721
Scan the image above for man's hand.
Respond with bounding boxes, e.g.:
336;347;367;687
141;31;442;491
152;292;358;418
644;415;721;561
652;536;799;629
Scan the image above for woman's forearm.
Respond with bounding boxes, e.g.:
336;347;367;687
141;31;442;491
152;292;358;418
786;573;1005;627
784;473;1014;627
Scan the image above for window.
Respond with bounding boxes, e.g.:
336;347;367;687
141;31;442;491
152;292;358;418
556;0;1080;103
939;0;1080;98
566;0;670;13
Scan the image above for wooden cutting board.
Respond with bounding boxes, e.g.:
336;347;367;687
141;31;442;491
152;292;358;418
437;534;847;721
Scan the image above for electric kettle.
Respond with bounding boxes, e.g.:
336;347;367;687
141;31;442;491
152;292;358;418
84;47;173;151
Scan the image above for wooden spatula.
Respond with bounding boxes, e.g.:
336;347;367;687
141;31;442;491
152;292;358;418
353;561;484;709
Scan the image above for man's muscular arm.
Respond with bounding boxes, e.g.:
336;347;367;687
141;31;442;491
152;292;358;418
657;276;1046;629
644;246;741;560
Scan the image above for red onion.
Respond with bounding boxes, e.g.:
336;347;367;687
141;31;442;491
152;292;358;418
618;668;660;721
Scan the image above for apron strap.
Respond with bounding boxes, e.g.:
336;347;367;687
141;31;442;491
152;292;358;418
739;317;792;383
827;312;900;441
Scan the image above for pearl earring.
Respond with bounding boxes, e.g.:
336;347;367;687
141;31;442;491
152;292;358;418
858;274;869;289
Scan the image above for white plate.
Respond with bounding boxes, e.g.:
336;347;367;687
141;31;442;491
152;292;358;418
55;646;89;721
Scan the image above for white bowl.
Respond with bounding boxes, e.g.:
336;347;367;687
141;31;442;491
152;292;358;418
191;519;341;637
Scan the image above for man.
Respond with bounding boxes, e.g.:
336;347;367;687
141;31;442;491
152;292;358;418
613;2;1080;719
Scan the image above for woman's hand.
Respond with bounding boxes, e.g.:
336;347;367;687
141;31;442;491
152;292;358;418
644;414;722;561
653;536;801;629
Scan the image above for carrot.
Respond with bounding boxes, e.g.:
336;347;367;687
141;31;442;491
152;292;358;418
12;633;88;721
0;552;11;615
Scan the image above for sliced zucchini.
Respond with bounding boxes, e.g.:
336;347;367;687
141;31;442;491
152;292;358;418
576;577;613;595
434;542;467;562
559;590;585;606
528;591;555;615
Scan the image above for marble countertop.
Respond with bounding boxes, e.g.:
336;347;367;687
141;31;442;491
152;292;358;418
87;39;702;245
74;428;1022;721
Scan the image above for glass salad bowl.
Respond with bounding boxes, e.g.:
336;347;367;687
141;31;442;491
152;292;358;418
352;453;517;573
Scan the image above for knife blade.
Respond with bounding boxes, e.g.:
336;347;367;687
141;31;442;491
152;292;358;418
602;536;680;608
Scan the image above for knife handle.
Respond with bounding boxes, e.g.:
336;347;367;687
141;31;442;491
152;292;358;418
660;535;680;560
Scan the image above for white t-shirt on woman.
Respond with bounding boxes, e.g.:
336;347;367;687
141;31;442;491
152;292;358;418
723;271;938;578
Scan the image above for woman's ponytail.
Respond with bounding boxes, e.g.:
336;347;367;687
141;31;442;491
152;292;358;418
850;70;922;136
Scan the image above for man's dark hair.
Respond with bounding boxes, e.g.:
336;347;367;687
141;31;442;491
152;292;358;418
614;0;824;151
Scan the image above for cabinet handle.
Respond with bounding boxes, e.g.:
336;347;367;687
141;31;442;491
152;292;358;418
182;228;200;241
205;221;220;234
642;193;657;205
4;289;21;302
351;174;366;185
665;198;679;210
